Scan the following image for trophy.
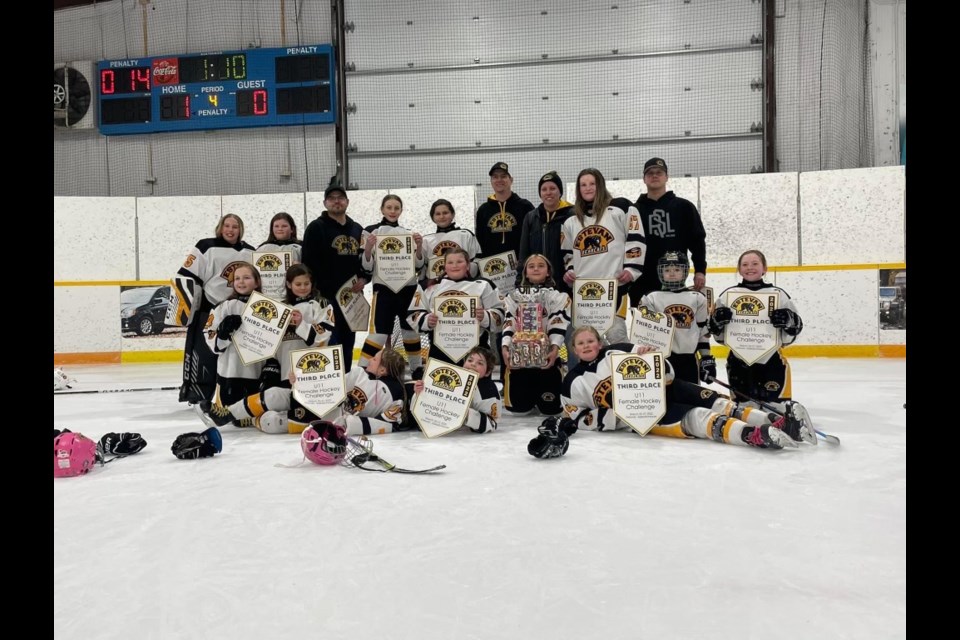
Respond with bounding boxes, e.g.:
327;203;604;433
508;302;552;368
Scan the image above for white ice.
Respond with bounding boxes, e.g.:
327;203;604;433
54;358;906;640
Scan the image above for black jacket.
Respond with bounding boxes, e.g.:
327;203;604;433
516;201;575;293
475;192;535;258
301;212;365;300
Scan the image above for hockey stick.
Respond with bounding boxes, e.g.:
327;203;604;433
705;375;840;446
55;386;179;396
344;436;446;474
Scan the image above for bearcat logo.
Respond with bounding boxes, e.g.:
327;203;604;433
333;235;359;255
487;212;517;233
574;226;615;257
347;387;367;413
378;237;405;254
432;240;461;257
577;281;608;300
430;367;462;391
255;254;283;271
338;289;354;306
764;381;781;392
483;258;507;276
663;304;694;328
437;299;469;316
592;377;613;409
220;261;247;285
730;295;765;316
637;306;668;323
251;300;278;321
295;352;331;373
616;357;651;380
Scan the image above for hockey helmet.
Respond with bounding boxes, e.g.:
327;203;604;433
301;421;348;465
657;251;690;291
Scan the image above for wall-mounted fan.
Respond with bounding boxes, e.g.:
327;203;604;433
54;61;96;129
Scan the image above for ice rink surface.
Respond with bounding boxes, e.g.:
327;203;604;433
54;358;906;640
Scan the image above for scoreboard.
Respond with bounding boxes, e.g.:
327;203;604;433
97;44;336;135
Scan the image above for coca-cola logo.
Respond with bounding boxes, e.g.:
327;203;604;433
152;59;179;85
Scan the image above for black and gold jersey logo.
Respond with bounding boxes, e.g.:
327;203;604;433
483;258;507;276
251;300;278;321
255;254;282;272
637;306;667;323
295;352;331;373
616;357;651;380
663;304;694;328
577;281;610;300
574;226;615;257
592;377;613;409
377;236;407;254
333;235;360;255
764;381;781;392
347;387;368;413
337;289;354;306
220;261;248;285
730;295;765;316
487;212;517;233
625;247;643;259
437;298;469;316
430;367;462;391
432;240;461;257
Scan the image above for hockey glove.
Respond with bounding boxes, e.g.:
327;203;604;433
527;419;570;459
769;308;792;329
699;354;717;383
98;432;147;457
259;358;282;389
217;315;243;340
171;427;223;459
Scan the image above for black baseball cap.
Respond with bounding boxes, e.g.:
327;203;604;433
643;158;668;175
489;162;511;176
324;185;348;199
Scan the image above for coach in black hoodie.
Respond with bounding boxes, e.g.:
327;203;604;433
516;171;576;294
629;158;707;305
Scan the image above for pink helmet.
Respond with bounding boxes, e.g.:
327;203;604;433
300;421;347;465
54;432;98;478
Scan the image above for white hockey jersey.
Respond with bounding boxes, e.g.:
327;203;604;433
407;277;506;334
560;198;645;281
639;289;710;356
713;281;802;365
167;238;254;327
337;368;407;435
502;285;571;350
560;343;667;432
275;297;337;379
256;239;302;264
360;221;425;288
210;296;262;383
421;225;482;281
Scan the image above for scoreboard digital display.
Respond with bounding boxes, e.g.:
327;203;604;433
97;44;336;135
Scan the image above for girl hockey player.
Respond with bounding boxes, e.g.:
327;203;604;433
413;346;502;434
560;326;804;449
169;213;255;404
200;264;337;431
500;254;571;416
636;250;712;384
203;262;265;417
560;168;645;344
256;211;302;263
359;195;426;374
420;199;482;287
708;249;816;444
407;248;505;369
